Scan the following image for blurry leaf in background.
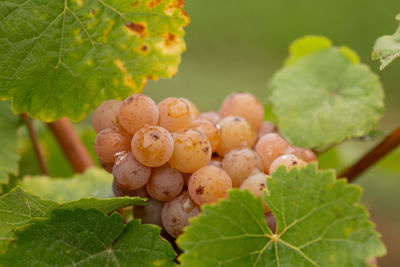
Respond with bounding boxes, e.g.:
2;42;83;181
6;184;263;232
0;209;176;267
0;101;21;190
14;121;98;179
178;165;385;266
20;167;113;202
268;40;384;149
372;14;400;70
0;0;189;122
284;35;333;66
0;187;146;252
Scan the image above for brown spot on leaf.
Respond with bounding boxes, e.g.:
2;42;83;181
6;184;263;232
196;186;205;195
91;9;97;15
125;22;146;38
124;75;136;89
147;75;155;80
165;33;177;46
131;1;139;7
141;45;148;52
147;0;162;8
164;0;184;15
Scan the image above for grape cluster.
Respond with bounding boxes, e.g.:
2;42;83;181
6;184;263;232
93;93;317;238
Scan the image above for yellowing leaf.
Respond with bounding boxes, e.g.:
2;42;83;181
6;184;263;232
0;0;189;122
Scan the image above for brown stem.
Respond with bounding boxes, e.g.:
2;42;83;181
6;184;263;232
47;118;94;173
21;113;49;175
340;126;400;182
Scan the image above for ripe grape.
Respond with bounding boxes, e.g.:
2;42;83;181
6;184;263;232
118;94;159;135
131;125;174;167
222;148;263;187
158;97;193;132
113;151;151;190
257;121;277;141
161;191;200;238
216;116;255;156
146;164;184;202
199;111;221;125
240;172;270;213
179;98;200;119
134;197;164;227
220;92;264;129
168;129;212;173
188;165;232;206
94;128;131;163
255;133;290;173
92;100;122;133
208;159;223;168
190;119;220;152
269;154;307;173
287;146;317;163
112;180;149;197
100;161;114;173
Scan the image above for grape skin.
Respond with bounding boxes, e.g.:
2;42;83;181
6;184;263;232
92;100;122;133
255;133;290;173
269;154;307;173
118;94;159;135
188;165;232;206
112;180;149;197
240;172;270;213
100;161;114;173
222;148;264;187
286;146;317;163
190;119;220;152
146;164;184;202
199;111;221;125
113;151;151;190
179;98;200;119
220;92;264;130
131;125;174;167
169;129;212;173
94;128;131;163
216;116;255;156
158;97;193;132
162;191;200;238
134;197;164;227
257;121;277;141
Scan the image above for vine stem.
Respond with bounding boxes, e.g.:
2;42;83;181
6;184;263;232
340;126;400;182
21;113;49;175
47;118;94;173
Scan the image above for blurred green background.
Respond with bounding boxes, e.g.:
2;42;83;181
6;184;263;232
15;1;400;266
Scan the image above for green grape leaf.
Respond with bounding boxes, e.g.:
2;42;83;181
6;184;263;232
0;187;146;251
0;101;21;186
284;36;360;66
178;165;385;267
0;0;189;122
0;187;57;251
0;209;176;267
372;14;400;70
20;167;114;201
268;47;384;149
284;35;333;66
